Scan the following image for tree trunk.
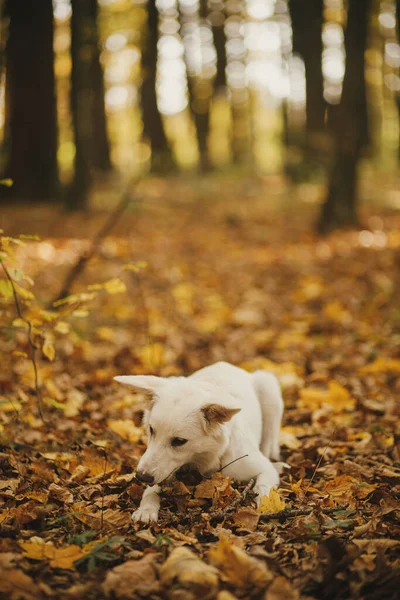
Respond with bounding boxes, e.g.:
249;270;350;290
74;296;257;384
288;0;325;152
317;0;371;234
88;0;111;171
180;0;213;172
210;5;227;92
141;0;176;173
396;0;400;162
2;0;58;201
68;0;111;210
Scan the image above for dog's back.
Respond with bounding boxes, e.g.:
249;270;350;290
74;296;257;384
251;370;283;461
190;361;282;459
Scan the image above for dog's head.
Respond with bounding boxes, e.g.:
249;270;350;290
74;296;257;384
114;374;240;485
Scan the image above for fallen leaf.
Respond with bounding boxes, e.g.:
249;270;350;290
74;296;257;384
209;535;272;588
20;537;85;569
42;336;55;361
1;569;40;599
64;389;86;417
299;381;355;412
48;482;74;504
160;546;219;598
359;357;400;373
232;508;260;531
107;419;142;443
195;472;232;499
258;488;285;514
265;576;300;600
103;554;158;598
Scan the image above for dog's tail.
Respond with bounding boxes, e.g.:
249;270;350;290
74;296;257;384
251;371;283;461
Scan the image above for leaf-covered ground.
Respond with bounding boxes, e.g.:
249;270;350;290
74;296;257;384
1;178;400;599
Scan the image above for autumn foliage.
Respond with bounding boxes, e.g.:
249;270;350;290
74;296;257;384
0;183;399;599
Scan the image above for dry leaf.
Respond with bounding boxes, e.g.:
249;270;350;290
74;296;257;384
103;554;158;598
258;488;285;514
299;381;355;412
232;508;260;531
64;389;86;417
1;569;40;599
107;419;142;443
21;537;85;569
359;357;400;373
195;472;232;499
73;507;131;531
48;482;74;504
160;547;219;599
209;535;272;588
42;336;55;361
265;576;300;600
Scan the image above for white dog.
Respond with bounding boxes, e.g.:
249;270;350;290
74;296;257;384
114;361;283;523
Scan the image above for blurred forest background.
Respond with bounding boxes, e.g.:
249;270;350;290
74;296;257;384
0;0;399;232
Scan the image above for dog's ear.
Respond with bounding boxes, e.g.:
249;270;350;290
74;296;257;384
114;375;165;396
201;403;241;425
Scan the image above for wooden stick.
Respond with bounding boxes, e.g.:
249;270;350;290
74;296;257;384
52;178;140;305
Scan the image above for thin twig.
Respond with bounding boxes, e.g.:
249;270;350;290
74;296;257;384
207;478;255;522
259;505;348;522
304;429;337;496
220;454;249;471
52;177;141;305
100;450;108;533
1;261;44;422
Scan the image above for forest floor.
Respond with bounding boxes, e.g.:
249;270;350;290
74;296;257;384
0;176;400;600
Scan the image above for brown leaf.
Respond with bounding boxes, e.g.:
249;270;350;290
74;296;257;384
73;507;131;531
232;508;260;531
265;576;300;600
209;535;272;589
1;569;40;599
103;554;158;598
49;483;74;504
68;465;91;484
160;547;219;599
195;472;232;499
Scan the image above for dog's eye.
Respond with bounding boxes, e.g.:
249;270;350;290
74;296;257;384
171;437;188;447
149;426;154;436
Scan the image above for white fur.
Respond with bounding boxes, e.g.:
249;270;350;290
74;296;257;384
114;361;284;523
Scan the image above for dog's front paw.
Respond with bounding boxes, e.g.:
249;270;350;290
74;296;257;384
131;507;159;524
254;485;272;507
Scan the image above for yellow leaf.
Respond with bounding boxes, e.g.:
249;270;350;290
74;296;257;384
54;321;70;334
136;342;165;369
20;537;87;570
88;278;126;295
323;301;351;324
107;419;142;443
360;357;400;374
209;535;272;588
14;282;34;300
64;389;86;417
123;261;147;273
97;326;115;341
257;488;285;514
104;278;127;295
0;280;13;298
12;351;28;358
299;381;355;412
0;397;22;412
42;337;55;361
0;178;13;187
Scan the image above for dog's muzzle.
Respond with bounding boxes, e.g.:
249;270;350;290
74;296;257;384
136;470;155;484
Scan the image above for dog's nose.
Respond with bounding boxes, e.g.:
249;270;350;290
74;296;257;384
136;471;154;484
